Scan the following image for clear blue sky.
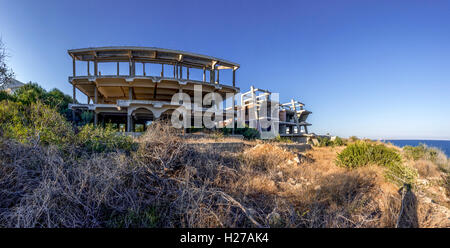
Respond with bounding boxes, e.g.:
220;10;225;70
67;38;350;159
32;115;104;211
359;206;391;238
1;0;449;140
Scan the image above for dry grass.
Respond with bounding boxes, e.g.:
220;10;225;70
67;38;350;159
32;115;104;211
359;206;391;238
410;159;442;178
0;122;448;228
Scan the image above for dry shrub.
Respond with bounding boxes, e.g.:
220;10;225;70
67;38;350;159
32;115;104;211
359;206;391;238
0;139;146;227
410;159;442;178
136;121;186;173
234;145;397;228
1;120;448;228
132;121;250;227
292;168;387;228
242;144;297;172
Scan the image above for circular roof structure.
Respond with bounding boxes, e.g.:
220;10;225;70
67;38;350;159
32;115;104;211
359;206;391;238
68;46;240;70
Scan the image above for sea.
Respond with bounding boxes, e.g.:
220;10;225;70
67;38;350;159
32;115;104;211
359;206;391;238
382;140;450;158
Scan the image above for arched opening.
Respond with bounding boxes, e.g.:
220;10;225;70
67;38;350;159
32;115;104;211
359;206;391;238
132;108;154;132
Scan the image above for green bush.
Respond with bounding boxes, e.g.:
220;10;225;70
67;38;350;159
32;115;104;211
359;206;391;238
12;82;75;120
316;136;345;147
220;127;233;136
334;136;345;146
336;141;417;186
241;127;260;140
0;91;15;101
79;111;94;125
77;124;136;153
226;125;260;140
336;142;402;169
274;135;293;143
403;144;445;163
0;100;74;146
107;207;159;228
318;137;332;147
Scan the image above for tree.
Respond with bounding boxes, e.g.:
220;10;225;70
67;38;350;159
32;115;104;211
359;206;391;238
0;38;14;90
12;82;75;120
45;88;74;119
13;82;47;105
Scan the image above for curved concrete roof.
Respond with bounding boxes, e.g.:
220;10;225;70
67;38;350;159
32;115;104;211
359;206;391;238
68;46;240;70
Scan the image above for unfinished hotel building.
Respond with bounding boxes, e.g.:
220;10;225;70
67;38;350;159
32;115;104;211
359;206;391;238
68;46;312;140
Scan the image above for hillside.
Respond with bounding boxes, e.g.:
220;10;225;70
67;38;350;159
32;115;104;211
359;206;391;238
0;101;449;228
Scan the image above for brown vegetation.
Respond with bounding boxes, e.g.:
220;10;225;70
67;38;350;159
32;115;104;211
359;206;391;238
0;120;449;227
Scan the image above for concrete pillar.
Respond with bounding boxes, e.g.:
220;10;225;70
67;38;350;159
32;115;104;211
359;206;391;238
129;61;132;76
72;84;76;103
94;87;98;104
143;63;146;76
203;67;206;82
217;69;219;84
87;61;90;76
94;59;98;76
232;68;236;134
161;64;164;77
127;114;132;132
117;62;119;76
129;87;133;100
210;69;215;83
72;57;76;77
250;86;258;130
232;93;235;135
187;67;190;80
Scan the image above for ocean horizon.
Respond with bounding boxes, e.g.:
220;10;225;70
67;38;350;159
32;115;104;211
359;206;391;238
382;140;450;158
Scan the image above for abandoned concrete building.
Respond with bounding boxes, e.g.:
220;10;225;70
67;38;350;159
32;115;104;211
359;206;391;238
236;86;312;141
68;46;312;139
68;46;239;132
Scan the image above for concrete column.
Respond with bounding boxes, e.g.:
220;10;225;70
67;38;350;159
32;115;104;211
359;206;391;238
127;114;132;132
94;59;98;76
129;61;132;76
232;93;235;135
203;67;206;82
232;68;236;134
72;57;76;77
72;84;76;103
87;61;90;76
129;87;133;100
117;62;119;76
210;69;215;83
143;63;146;76
161;64;164;77
187;67;190;80
94;87;98;104
217;69;219;84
